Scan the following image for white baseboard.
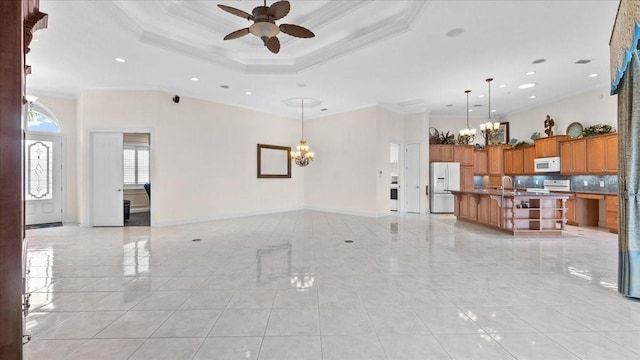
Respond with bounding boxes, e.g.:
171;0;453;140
130;207;150;213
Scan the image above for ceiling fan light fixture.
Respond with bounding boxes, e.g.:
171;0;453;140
249;22;280;39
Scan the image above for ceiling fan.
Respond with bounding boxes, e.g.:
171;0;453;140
218;0;315;54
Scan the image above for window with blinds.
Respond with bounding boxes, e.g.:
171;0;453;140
123;146;149;185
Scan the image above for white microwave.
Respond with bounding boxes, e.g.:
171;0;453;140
534;157;561;173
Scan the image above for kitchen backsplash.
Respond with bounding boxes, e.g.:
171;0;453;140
473;174;618;194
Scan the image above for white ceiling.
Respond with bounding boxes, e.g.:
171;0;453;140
26;0;619;120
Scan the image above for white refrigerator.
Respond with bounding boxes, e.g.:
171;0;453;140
429;162;461;213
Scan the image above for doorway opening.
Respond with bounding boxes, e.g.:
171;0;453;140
123;133;150;227
390;143;400;212
90;131;151;227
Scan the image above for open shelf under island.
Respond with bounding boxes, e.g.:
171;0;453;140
448;189;570;235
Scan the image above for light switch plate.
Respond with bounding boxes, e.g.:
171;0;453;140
584;181;588;186
600;180;605;187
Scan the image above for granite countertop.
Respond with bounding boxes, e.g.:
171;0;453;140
448;188;570;198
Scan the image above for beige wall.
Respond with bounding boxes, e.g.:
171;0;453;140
304;107;379;216
76;90;304;226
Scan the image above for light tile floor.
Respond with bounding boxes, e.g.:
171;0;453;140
22;211;640;360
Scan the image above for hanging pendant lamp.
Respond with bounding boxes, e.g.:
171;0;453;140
291;98;314;167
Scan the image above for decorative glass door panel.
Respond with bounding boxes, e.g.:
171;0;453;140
26;140;53;200
25;135;62;225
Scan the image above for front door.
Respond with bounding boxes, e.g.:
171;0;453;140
25;134;63;225
405;143;421;213
91;132;124;226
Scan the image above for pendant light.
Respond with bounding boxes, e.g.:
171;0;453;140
458;89;476;144
291;98;314;167
480;77;500;144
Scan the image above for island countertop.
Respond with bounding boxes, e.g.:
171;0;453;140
448;188;570;198
448;189;569;235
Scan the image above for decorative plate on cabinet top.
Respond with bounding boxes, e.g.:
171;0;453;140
566;122;583;138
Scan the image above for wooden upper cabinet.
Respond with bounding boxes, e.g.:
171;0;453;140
605;134;618;173
487;145;503;176
523;146;535;174
534;135;567;158
504;147;526;175
453;145;473;166
512;148;524;174
430;145;454;162
503;149;514;175
587;133;618;174
473;149;488;175
560;138;587;174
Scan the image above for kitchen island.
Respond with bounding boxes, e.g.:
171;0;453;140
448;189;570;235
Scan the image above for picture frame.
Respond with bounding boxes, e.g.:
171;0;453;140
257;144;291;178
486;121;509;145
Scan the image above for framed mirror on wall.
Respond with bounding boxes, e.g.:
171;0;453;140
257;144;291;178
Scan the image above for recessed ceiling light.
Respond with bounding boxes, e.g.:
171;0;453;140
478;94;485;98
191;77;199;82
498;84;507;88
491;109;497;113
518;83;536;89
115;57;126;63
588;73;599;78
526;71;536;76
574;59;592;64
245;91;252;95
296;83;306;88
473;104;482;107
220;85;230;89
529;95;537;99
321;108;328;111
468;109;473;112
532;58;546;64
445;104;454;107
446;28;465;37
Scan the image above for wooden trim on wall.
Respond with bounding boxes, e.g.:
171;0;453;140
0;1;46;358
0;1;26;358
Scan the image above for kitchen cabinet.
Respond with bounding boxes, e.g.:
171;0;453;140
534;135;567;158
606;195;618;233
474;150;488;175
523;146;536;174
487;145;503;176
461;165;474;191
430;145;454;162
587;133;618;174
560;138;587;174
454;145;474;166
503;147;526;175
564;193;599;226
503;148;514;175
565;196;575;225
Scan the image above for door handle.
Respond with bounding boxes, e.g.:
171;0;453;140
117;189;122;192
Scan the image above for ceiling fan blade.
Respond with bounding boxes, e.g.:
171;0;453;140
217;4;254;20
223;28;250;40
265;36;280;54
279;24;315;38
268;0;290;20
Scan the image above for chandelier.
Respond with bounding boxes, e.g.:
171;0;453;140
291;98;314;167
458;89;476;145
480;77;500;144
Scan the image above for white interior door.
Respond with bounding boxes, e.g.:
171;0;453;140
92;132;124;226
25;134;63;225
405;143;420;213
